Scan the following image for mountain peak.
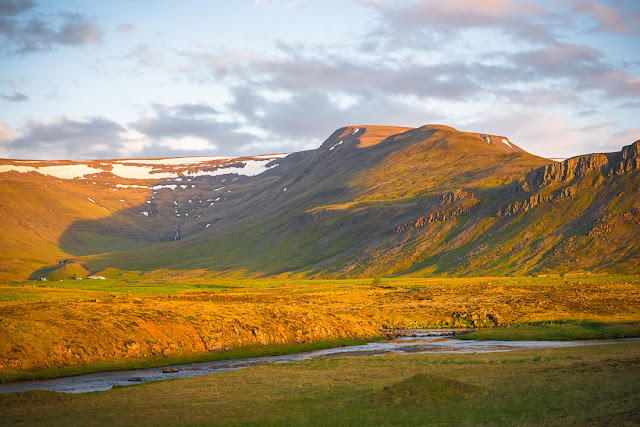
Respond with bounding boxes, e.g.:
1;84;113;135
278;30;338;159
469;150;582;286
334;125;414;148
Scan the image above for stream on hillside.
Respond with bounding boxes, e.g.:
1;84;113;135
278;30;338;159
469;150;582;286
1;329;637;394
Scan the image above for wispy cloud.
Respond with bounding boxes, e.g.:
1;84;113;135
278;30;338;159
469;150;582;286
0;0;35;16
252;0;308;9
1;91;28;101
2;1;638;160
573;0;636;34
117;23;136;35
0;2;103;54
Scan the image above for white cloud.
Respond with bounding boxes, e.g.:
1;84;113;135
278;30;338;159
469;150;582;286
252;0;308;8
118;129;154;158
159;135;214;151
0;120;17;142
2;0;638;161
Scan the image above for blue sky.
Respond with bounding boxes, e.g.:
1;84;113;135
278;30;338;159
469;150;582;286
0;0;639;160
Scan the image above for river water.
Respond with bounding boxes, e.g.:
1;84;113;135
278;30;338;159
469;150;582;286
1;329;636;394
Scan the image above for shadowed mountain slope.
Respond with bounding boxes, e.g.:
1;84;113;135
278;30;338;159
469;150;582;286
0;153;296;282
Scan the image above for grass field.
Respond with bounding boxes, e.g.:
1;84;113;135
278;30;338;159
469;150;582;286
1;273;639;382
1;342;638;425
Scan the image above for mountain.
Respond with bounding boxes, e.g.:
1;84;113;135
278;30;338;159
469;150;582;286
0;153;289;283
1;124;638;282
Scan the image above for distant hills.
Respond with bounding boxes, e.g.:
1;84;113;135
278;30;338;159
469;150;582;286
1;124;638;282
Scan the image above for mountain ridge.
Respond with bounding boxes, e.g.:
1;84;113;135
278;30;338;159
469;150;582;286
1;125;638;283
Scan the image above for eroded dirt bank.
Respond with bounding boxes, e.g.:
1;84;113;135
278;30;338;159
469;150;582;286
1;280;639;380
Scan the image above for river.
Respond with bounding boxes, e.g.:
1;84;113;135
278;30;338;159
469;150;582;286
1;329;636;394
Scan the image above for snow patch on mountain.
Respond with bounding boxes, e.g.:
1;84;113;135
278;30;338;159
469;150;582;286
115;184;150;189
330;141;343;150
152;184;178;190
183;159;278;178
0;154;287;180
109;164;175;179
0;164;103;179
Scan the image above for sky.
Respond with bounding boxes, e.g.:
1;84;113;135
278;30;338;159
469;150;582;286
0;0;639;160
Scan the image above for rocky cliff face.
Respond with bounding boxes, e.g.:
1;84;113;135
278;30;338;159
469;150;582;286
496;140;639;218
521;154;609;191
519;140;639;192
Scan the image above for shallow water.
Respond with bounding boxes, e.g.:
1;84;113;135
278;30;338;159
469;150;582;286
1;329;637;394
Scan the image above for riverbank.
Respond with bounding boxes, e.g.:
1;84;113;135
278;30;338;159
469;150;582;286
4;329;638;394
2;274;639;382
0;337;379;383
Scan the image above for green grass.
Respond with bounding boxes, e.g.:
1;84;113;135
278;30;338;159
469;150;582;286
1;342;638;425
2;276;382;300
460;320;640;341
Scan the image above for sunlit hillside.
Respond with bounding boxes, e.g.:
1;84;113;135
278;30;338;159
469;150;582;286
1;124;639;283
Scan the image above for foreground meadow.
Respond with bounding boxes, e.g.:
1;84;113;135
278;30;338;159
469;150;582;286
1;342;639;425
1;273;639;381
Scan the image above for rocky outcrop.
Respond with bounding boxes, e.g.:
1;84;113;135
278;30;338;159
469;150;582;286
609;140;640;175
523;154;609;190
495;186;577;218
496;193;552;218
433;189;471;205
397;190;478;232
517;141;639;193
397;206;477;232
587;209;640;237
496;141;639;218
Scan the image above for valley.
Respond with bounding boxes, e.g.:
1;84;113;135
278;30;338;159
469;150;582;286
2;270;639;425
1;124;639;424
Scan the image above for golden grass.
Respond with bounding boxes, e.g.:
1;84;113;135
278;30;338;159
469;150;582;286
1;274;639;381
341;125;413;148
